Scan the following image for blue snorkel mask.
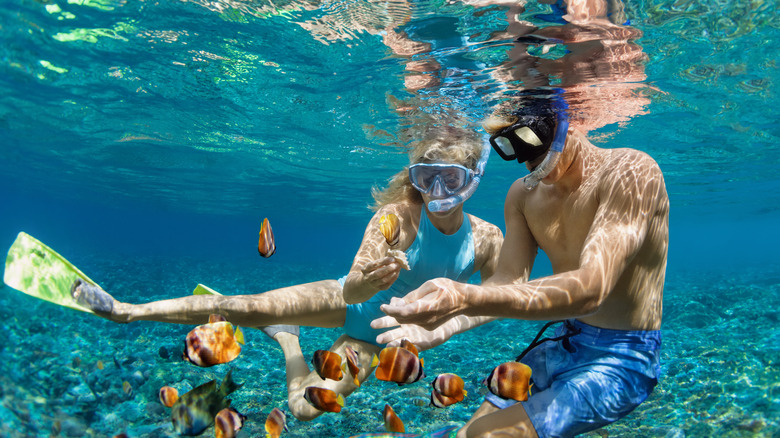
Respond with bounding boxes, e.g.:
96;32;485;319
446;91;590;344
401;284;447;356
425;138;491;213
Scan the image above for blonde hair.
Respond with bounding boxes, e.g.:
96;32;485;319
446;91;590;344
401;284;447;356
371;125;483;210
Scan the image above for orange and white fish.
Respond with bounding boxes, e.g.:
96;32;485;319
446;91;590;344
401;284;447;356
432;373;467;402
485;361;533;402
258;217;276;257
430;388;460;408
399;339;419;357
311;350;346;381
344;346;361;386
303;387;345;413
215;407;246;438
371;346;425;385
383;404;405;433
159;385;179;408
265;407;288;438
183;318;245;367
379;213;400;247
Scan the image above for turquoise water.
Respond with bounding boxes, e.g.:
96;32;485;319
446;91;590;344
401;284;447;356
1;0;778;436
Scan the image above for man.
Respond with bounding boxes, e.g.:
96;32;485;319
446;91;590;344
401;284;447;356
372;94;669;437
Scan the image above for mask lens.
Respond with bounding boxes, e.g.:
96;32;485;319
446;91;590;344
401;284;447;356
492;136;516;159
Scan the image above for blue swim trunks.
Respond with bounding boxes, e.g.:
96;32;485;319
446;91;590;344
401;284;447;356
485;319;661;438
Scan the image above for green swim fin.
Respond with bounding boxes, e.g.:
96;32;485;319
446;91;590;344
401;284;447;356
3;232;98;314
193;283;222;296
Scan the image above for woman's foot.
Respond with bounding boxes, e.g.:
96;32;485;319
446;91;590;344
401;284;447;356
70;278;115;315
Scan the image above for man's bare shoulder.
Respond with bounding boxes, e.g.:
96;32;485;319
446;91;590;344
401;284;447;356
599;148;665;185
597;148;668;209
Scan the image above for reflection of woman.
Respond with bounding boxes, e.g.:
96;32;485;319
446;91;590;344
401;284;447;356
74;125;503;421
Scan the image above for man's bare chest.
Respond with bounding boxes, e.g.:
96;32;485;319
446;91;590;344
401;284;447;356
527;190;599;269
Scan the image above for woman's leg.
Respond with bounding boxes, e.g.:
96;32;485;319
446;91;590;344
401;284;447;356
284;334;381;421
457;401;538;438
80;279;346;327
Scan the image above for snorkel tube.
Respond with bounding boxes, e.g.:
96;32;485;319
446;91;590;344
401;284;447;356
427;138;491;213
522;92;569;190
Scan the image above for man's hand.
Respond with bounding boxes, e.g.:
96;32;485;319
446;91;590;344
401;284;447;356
378;278;466;331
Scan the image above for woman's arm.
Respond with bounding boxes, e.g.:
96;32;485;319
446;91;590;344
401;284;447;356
342;203;415;304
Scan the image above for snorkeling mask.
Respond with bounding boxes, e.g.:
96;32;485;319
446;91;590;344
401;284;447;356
490;90;570;190
409;163;474;197
421;137;492;213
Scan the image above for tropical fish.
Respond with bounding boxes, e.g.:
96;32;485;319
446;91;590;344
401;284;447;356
430;388;459;408
215;407;246;438
258;217;276;257
485;361;533;402
312;350;346;381
379;213;400;247
344;346;361;386
265;407;288;438
399;339;419;357
159;386;179;408
371;346;425;385
383;404;405;433
303;387;345;413
171;370;242;436
183;319;245;367
432;373;466;402
122;381;133;397
209;314;227;323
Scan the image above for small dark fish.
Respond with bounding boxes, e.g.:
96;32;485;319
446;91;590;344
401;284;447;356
312;350;346;381
304;387;344;413
258;217;276;257
383;404;405;433
215;407;246;438
265;407;288;438
371;346;424;385
171;370;242;436
122;381;133;397
485;362;532;402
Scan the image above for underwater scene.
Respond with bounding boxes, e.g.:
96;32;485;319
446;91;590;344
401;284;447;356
1;0;778;436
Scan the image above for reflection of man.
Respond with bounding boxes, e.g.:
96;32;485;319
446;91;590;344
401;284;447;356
373;94;669;437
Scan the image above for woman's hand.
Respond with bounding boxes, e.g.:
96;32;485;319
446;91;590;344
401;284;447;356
360;256;402;291
371;316;458;351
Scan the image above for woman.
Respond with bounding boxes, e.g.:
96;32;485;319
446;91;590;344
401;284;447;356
74;124;504;421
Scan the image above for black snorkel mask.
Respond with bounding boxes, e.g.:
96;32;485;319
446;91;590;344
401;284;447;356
488;115;556;163
488;89;570;190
